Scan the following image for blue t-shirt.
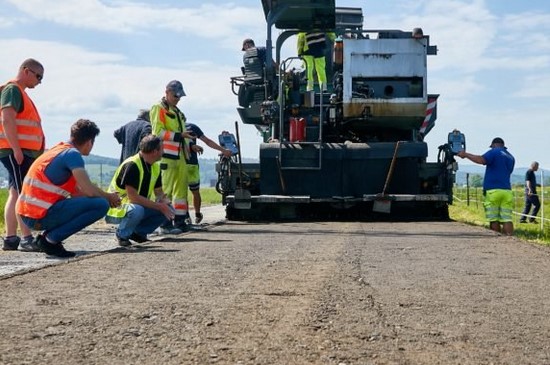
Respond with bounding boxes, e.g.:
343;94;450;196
44;146;85;186
186;123;204;166
482;147;515;191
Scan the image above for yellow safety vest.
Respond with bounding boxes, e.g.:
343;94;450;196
106;153;161;218
150;99;189;160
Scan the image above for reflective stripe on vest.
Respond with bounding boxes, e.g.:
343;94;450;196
0;81;44;150
160;130;180;158
23;177;72;198
106;153;161;218
305;33;326;47
151;102;187;160
16;142;77;219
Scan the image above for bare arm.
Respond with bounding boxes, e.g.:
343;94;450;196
0;107;23;164
72;168;121;207
126;185;175;220
457;150;486;165
199;135;232;157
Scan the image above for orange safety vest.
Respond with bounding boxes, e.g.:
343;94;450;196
0;80;44;151
151;99;189;160
157;107;183;159
16;142;77;219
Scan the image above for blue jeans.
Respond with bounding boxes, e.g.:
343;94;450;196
21;197;109;243
105;204;166;239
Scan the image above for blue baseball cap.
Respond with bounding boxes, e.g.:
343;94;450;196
166;80;186;97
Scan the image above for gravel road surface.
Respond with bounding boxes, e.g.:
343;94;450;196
1;209;550;365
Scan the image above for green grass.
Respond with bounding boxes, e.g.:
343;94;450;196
451;186;550;246
198;187;223;206
0;189;6;230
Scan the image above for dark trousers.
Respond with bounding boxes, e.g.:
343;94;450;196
520;194;541;222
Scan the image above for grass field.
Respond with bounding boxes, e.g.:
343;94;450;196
451;186;550;245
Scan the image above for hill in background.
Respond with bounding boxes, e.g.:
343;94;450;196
81;155;235;189
2;154;545;189
456;164;549;186
0;154;254;189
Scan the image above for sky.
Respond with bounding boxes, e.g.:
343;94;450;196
1;0;549;170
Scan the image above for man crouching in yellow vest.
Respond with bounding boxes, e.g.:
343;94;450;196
106;135;176;247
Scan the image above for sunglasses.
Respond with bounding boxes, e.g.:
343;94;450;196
26;68;43;81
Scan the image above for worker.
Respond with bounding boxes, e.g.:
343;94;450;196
519;161;541;223
0;58;46;252
297;32;336;91
106;134;175;246
185;123;232;224
241;38;267;66
16;119;121;257
150;80;195;233
113;109;152;164
457;137;515;236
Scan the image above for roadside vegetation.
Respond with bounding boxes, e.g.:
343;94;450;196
451;186;550;246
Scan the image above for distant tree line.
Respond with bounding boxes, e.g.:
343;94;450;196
0;154;227;189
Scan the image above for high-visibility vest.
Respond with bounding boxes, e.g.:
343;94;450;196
16;142;77;219
297;32;336;57
106;153;161;218
0;81;44;151
305;33;326;49
150;100;189;160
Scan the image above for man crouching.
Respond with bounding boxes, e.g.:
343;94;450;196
106;134;176;246
17;119;121;257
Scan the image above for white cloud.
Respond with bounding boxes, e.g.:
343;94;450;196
513;74;550;98
502;11;550;30
6;0;264;42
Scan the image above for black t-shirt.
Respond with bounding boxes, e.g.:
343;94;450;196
525;169;537;194
185;123;204;165
116;156;161;197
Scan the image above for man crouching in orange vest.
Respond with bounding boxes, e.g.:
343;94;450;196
16;119;121;258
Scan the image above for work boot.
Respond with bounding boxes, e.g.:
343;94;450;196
129;232;149;243
174;223;190;233
116;235;132;247
18;235;41;252
2;236;20;251
159;224;183;235
36;234;76;258
159;219;183;235
174;215;190;233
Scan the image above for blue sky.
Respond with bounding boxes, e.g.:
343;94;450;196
1;0;549;170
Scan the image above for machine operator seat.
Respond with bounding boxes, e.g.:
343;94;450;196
238;47;269;108
243;47;266;82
